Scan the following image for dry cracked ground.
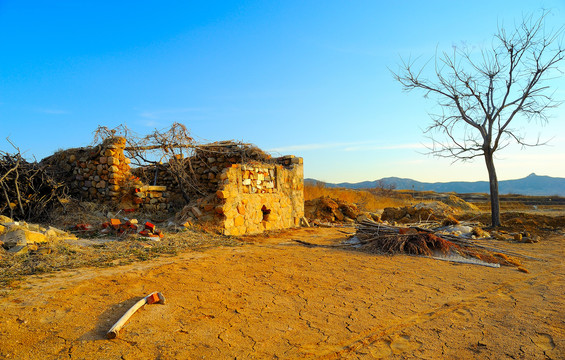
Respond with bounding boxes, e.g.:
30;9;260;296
0;227;563;359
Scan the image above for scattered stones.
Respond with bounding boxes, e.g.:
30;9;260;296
0;216;75;254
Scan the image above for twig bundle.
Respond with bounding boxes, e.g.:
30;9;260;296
354;220;535;266
355;221;456;256
0;150;68;221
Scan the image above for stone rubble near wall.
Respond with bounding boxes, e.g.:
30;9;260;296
0;215;76;254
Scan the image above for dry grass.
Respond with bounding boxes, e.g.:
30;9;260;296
304;183;413;211
0;230;240;289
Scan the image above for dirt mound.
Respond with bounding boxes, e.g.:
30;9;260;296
381;202;456;223
459;212;565;235
442;194;479;212
304;196;378;223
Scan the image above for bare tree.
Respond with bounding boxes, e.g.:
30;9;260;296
393;11;564;226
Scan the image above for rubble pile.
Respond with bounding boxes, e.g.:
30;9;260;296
0;215;76;255
72;219;165;240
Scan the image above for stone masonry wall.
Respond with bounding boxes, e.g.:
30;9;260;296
45;137;134;202
214;156;304;236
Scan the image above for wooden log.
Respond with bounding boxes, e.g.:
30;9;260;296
106;292;165;339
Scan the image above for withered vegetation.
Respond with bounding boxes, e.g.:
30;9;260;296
0;143;69;222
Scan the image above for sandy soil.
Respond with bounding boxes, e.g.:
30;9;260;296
0;227;563;359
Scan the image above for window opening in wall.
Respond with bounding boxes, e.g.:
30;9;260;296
261;205;271;222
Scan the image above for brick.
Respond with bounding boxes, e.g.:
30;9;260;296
216;190;229;199
146;292;160;304
144;222;155;232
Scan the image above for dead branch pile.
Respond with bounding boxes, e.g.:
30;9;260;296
355;221;456;256
95;124;272;203
0;151;68;221
354;220;537;267
193;140;273;164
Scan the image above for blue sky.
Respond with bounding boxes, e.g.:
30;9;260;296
1;1;564;183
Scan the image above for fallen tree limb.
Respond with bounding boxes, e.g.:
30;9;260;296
107;292;166;339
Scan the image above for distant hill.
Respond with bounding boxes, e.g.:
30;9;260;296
305;173;565;196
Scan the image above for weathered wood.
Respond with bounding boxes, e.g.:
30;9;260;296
106;292;166;339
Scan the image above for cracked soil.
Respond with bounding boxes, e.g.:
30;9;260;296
0;227;563;359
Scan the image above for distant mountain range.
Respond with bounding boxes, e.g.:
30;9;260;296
306;173;565;197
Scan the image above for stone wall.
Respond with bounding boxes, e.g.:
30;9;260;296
214;156;304;236
44;137;138;203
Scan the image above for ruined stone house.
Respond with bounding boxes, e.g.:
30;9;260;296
43;137;304;236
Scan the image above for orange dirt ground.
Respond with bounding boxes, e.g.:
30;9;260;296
0;227;563;359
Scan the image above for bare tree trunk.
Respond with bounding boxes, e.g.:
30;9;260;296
484;151;501;227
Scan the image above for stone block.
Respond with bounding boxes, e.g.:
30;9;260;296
108;157;119;166
1;229;47;248
147;185;167;191
191;207;203;218
234;215;244;226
